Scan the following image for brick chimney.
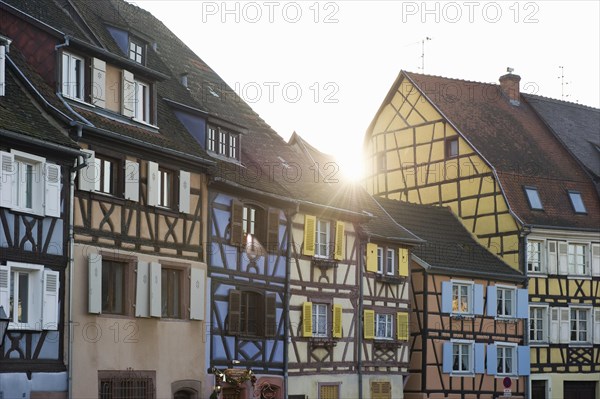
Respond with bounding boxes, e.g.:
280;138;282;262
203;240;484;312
499;72;521;105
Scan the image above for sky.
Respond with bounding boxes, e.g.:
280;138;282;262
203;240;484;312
133;0;600;179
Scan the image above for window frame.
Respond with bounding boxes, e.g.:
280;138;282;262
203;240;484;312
496;285;516;318
318;382;340;399
451;281;473;315
128;39;145;64
445;137;459;159
99;252;136;317
161;265;186;319
524;186;543;210
375;313;394;340
93;154;119;195
529;305;549;344
156;166;176;209
527;240;544;273
567;190;587;214
450;339;474;374
133;79;151;124
101;259;126;315
315;219;331;259
10;150;45;215
569;306;591;344
62;51;85;101
496;343;517;376
206;125;240;161
312;302;328;338
567;243;588;276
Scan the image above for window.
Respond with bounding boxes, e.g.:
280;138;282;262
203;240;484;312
375;313;393;339
568;190;587;214
94;155;117;195
207;126;216;152
133;80;150;123
568;243;587;275
241;291;260;335
570;307;590;343
228;290;276;337
452;342;472;373
497;287;515;318
452;283;471;314
243;206;256;236
376;152;386;173
527;240;543;273
315;219;331;258
313;303;328;337
62;52;84;100
161;267;182;319
0;262;59;331
206;125;240;160
386;249;395;275
529;306;548;343
318;383;339;399
497;344;516;375
377;247;383;273
377;247;395;275
156;168;173;208
99;370;155;399
445;137;458;159
129;40;144;64
102;260;125;314
524;186;543;210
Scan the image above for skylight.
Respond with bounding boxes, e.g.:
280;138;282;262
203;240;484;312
568;190;587;213
524;187;543;210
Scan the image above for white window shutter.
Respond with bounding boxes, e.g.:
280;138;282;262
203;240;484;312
149;261;161;317
44;163;61;217
91;57;106;108
558;242;568;275
0;265;10;314
179;170;191;213
549;307;560;344
124;160;140;202
591;244;600;277
42;269;60;330
78;149;96;192
0;45;6;96
593;308;600;345
559;308;570;343
0;151;15;208
61;53;69;97
122;70;135;117
189;267;205;320
135;261;149;317
88;254;102;314
547;240;557;275
442;341;453;373
147;161;159;206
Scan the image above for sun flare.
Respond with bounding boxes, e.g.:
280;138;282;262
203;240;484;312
335;148;365;184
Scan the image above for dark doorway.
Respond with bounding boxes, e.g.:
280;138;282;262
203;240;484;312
564;381;597;399
531;380;547;399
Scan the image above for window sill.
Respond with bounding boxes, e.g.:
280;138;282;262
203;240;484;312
567;275;592;280
310;337;337;348
496;374;518;379
450;313;475;319
495;316;519;323
132;117;159;130
529;342;549;347
527;272;548;278
311;258;338;269
569;342;593;348
449;372;474;377
375;274;405;284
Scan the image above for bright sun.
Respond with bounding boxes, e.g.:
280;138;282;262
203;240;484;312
335;148;365;184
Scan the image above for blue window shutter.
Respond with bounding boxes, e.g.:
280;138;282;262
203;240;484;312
474;343;485;373
441;281;452;314
487;344;497;375
442;341;453;373
517;346;530;376
487;286;497;317
473;284;484;315
516;288;529;319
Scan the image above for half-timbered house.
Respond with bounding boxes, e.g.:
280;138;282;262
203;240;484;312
0;34;82;398
376;198;529;399
364;70;600;399
0;1;213;397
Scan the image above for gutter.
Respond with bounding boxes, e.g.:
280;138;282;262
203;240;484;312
0;129;83;157
524;223;600;234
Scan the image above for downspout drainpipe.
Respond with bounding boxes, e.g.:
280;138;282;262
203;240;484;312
357;233;366;399
520;230;531;399
284;205;298;399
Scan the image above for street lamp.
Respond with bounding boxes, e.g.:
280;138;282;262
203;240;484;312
0;305;9;348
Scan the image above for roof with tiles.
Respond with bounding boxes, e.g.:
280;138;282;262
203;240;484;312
401;71;600;230
375;197;524;280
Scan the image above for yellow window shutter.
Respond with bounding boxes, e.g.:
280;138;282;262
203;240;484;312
303;215;316;256
366;243;378;272
332;304;343;338
397;311;409;341
364;309;375;339
302;302;313;337
334;221;345;260
399;247;409;277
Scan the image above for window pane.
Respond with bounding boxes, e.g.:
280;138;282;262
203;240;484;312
102;261;124;314
377;248;383;273
525;187;543;210
568;191;586;213
17;272;29;323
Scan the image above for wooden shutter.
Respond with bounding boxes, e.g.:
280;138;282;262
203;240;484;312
135;261;149;317
332;304;342;338
516;288;529;318
267;208;280;251
487;286;497;317
319;385;339;399
228;290;241;334
474;343;485;373
366;243;378;272
517;346;530;376
591;244;600;277
559;308;570;343
78;149;95;192
88;254;102;314
0;151;15;208
124;160;139;202
122;69;135;117
593;308;600;344
396;312;408;341
364;309;375;339
441;281;452;314
265;293;277;337
42;269;60;330
190;267;205;321
0;265;10;315
399;247;409;276
146;161;159;206
149;261;161;317
549;307;560;343
486;344;497;375
303;215;316;256
302;302;313;337
547;240;557;274
442;341;453;373
44;163;61;217
334;221;344;261
230;199;244;246
371;382;391;399
91;57;106;108
473;284;484;315
179;170;191;213
558;242;568;275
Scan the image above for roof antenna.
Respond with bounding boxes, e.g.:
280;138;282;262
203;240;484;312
420;37;431;72
558;66;570;100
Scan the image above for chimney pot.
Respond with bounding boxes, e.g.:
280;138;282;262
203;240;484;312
499;72;521;105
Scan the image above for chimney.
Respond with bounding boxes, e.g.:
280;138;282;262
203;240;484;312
499;68;521;105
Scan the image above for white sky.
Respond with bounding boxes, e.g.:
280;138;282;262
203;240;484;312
133;0;600;177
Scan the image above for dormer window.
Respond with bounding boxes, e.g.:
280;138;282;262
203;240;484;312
524;186;543;210
206;125;240;160
567;190;587;214
129;39;144;64
62;52;85;100
133;79;150;123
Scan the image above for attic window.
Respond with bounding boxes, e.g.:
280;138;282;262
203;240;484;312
207;125;239;161
568;190;587;214
445;137;458;159
129;39;144;64
524;187;543;210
